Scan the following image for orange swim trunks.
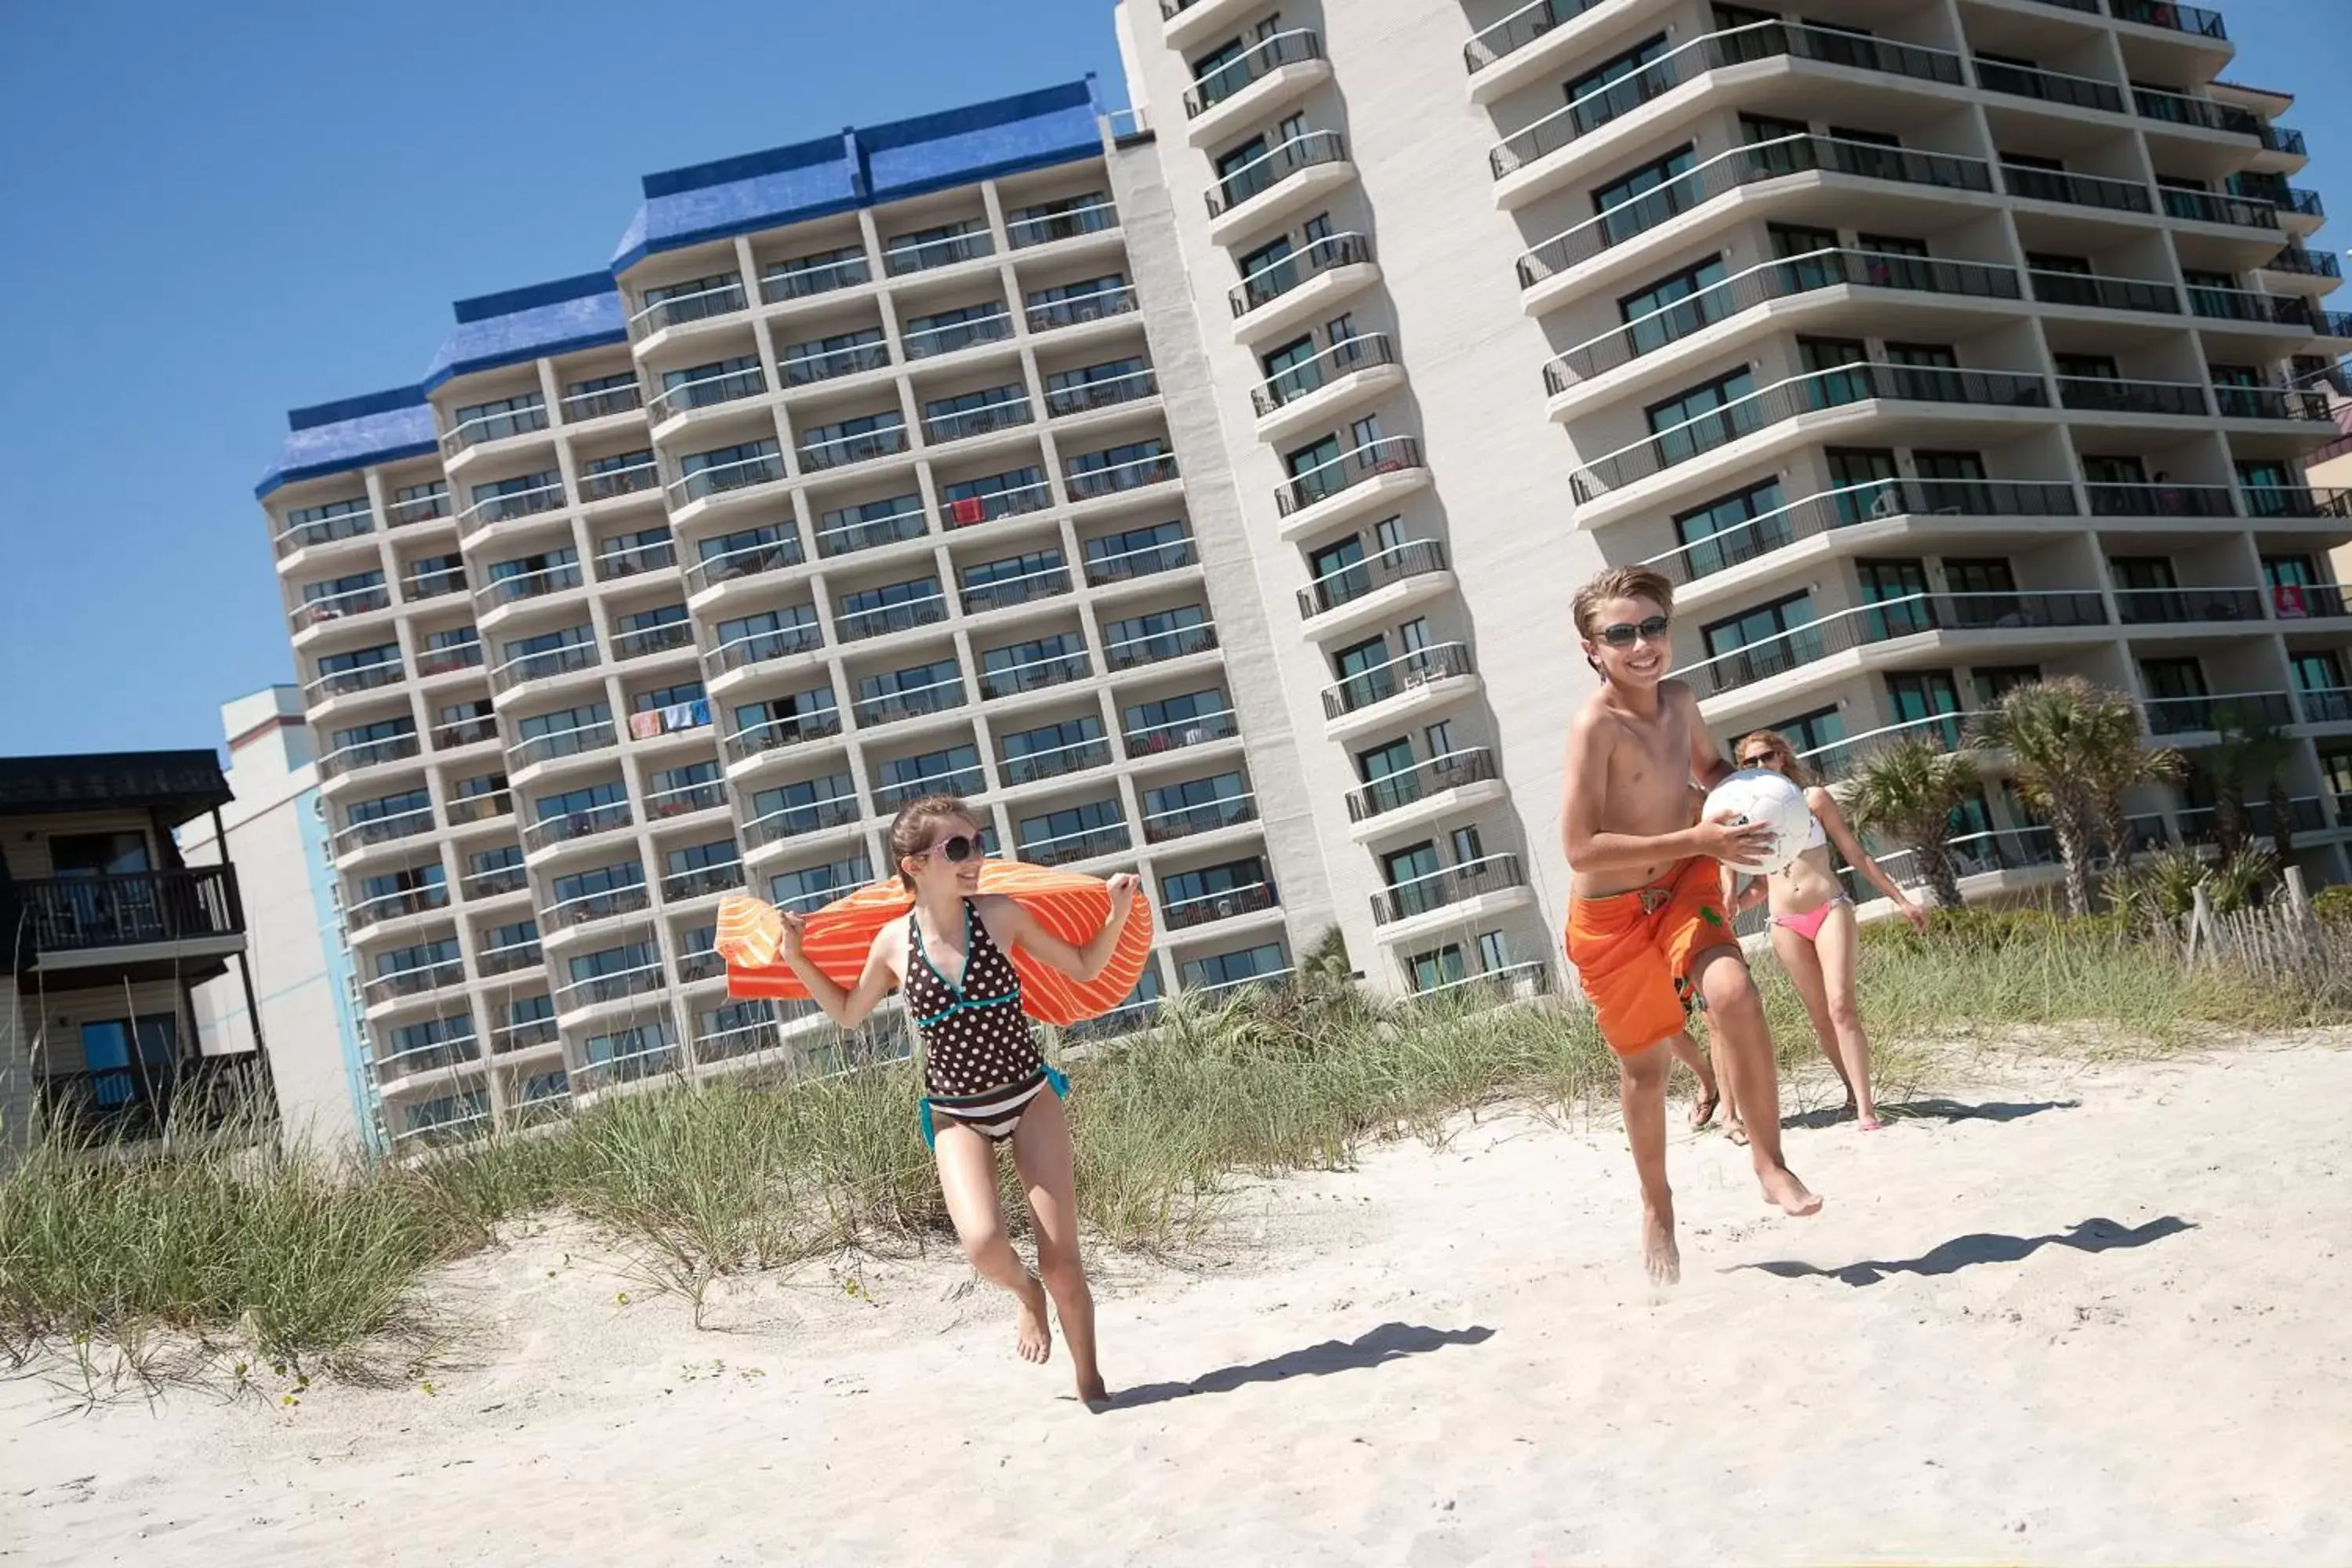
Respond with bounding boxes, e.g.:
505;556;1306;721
1565;857;1739;1056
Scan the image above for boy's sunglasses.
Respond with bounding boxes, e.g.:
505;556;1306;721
915;833;981;866
1596;615;1671;648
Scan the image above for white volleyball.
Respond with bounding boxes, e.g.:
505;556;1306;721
1701;768;1813;877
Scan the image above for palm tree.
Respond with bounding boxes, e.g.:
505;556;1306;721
2207;702;2297;871
1842;735;1979;909
1973;677;2112;916
2073;689;2183;877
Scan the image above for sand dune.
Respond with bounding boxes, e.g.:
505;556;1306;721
6;1040;2350;1566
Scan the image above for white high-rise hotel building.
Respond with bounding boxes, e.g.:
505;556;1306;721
259;1;2347;1148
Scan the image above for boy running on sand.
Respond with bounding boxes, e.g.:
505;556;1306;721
1559;566;1820;1284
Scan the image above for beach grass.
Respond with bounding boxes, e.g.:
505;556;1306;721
2;916;2344;1381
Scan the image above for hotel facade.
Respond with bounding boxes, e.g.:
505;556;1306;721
260;0;2347;1147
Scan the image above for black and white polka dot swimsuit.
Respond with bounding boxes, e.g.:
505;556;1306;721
906;899;1062;1146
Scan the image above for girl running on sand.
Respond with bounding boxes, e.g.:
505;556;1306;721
1725;730;1928;1134
774;794;1136;1406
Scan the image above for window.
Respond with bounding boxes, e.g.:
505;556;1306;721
1885;672;1965;747
1162;858;1270;908
1618;255;1730;355
1409;946;1468;993
1857;234;1929;258
1673;479;1788;578
1944;558;2017;596
1450;825;1486;865
1702;593;1817;677
532;780;626;826
1798;336;1871;408
1857;560;1933;637
1181;942;1287;991
1592;145;1697;242
1769;706;1846;764
1124;688;1231;748
629;679;705;716
2111;556;2179;591
1644;368;1758;464
2291;652;2345;693
877;744;983;801
1104;604;1211;664
2263;555;2318;589
1017;799;1126;858
2140;657;2209;700
982;632;1088;695
1084;521;1187;581
1475;931;1512;975
1563;34;1670;137
1826;448;1901;524
771;855;872;913
1000;717;1106;785
1424;719;1457;758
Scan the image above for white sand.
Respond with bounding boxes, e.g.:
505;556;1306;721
7;1041;2351;1566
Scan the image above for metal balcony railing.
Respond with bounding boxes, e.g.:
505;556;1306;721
1124;707;1240;758
1463;0;1602;73
1278;436;1424;515
2132;86;2260;135
38;1055;260;1144
1184;29;1320;118
2001;163;2152;213
2110;0;2224;39
2056;376;2210;416
1675;592;2109;697
1207;130;1348;220
1642;479;2080;588
1322;643;1475;720
1253;332;1396;416
1973;57;2124;114
1229;232;1371;318
2112;586;2267;624
721;710;842;764
1163;880;1277;931
1345;748;1497;822
1371;854;1526;925
2160;187;2278;230
18;866;244;953
2084;481;2237;518
2143;691;2294;736
1298;539;1448;618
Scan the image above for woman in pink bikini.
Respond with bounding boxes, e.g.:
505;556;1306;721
1726;729;1928;1134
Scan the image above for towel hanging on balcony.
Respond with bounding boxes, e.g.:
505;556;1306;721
713;860;1153;1025
950;495;987;526
627;710;662;741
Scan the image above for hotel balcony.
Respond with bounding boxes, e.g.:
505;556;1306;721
1344;748;1508;844
1488;21;1967;207
1296;539;1455;641
1229;232;1379;343
1158;0;1258;52
1543;250;2024;414
721;708;844;771
1517;136;1995;309
1161;878;1279;935
626;274;750;347
1570;363;2051;516
1369;853;1534;938
37;1054;262;1145
1205;130;1355;247
2145;690;2296;739
15;866;245;974
1275;435;1431;541
1182;30;1330;147
1251;332;1405;444
1322;642;1480;741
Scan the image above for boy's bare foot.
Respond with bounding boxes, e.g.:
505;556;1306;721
1759;1164;1823;1217
1690;1087;1721;1131
1014;1272;1053;1364
1077;1374;1110;1408
1857;1114;1885;1132
1724;1117;1748;1147
1643;1199;1681;1286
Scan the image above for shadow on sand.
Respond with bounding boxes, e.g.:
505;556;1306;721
1737;1215;2194;1288
1781;1098;2080;1131
1099;1322;1494;1412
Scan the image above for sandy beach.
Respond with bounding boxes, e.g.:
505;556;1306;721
6;1039;2350;1566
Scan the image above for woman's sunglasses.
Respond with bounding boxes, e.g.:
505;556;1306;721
914;833;981;866
1596;615;1671;648
1740;751;1786;769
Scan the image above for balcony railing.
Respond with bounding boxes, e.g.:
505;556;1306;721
38;1055;260;1144
1230;232;1372;319
2112;586;2267;624
979;650;1091;699
1046;366;1159;419
1323;642;1475;720
1345;748;1497;822
941;478;1054;529
443;790;511;826
883;228;993;277
1163;880;1277;931
441;401;549;458
507;717;617;771
521;801;633;852
852;673;966;728
305;657;405;702
706;621;822;677
1371;853;1526;925
1007;199;1118;249
1298;539;1449;618
2144;691;2294;736
2260;246;2341;278
1125;707;1240;757
1207;130;1348;220
1142;793;1258;844
1490;21;1962;180
612;620;695;662
650;365;768;419
555;964;667;1015
2160;187;2278;230
2214;384;2332;421
415;643;483;678
645;777;731;818
1545;249;2020;390
488;640;598;695
2001;163;2151;213
684;536;804;594
366;957;466;1004
332;805;436;855
1463;0;1602;73
2133;86;2260;135
479;560;584;611
316;731;421;780
1675;592;2109;697
433;717;498;752
1018;821;1131;868
2110;0;2224;39
903;312;1013;361
1067;451;1180;502
1519;135;1994;288
1573;363;2049;499
669;450;787;506
2030;269;2182;314
922;394;1033;445
1085;535;1196;586
799;424;909;473
273;507;375;558
1279;434;1425;515
542;883;652;932
2056;376;2209;417
2187;285;2317;328
962;562;1073;615
1184;28;1321;118
2085;481;2237;518
290;583;392;633
463;864;529;899
741;796;860;850
816;507;927;560
387;491;451;528
2261;125;2309;158
630;278;747;336
375;1035;481;1083
1973;57;2124;114
1105;620;1218;670
18;866;244;953
561;382;643;423
2278;187;2327;220
781;338;892;386
1026;285;1138;334
760;252;872;304
457;479;568;536
2301;688;2352;726
1643;478;2080;587
721;710;843;764
837;592;947;643
1000;735;1112;787
1253;333;1396;416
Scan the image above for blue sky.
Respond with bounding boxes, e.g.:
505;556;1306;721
0;1;2346;757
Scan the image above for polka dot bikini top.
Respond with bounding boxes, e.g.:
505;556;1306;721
904;900;1042;1098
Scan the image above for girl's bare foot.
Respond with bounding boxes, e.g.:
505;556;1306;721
1643;1198;1681;1286
1857;1113;1885;1131
1724;1117;1748;1147
1014;1272;1053;1364
1759;1164;1823;1217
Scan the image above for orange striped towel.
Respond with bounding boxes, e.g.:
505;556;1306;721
714;861;1154;1026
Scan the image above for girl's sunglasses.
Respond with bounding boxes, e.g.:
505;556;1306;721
915;833;981;866
1597;615;1671;647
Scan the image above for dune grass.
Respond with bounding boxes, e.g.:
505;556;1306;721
2;916;2345;1383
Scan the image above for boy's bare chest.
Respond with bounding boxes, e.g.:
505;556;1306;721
1605;712;1690;801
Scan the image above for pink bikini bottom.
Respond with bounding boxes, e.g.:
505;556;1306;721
1772;896;1851;943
